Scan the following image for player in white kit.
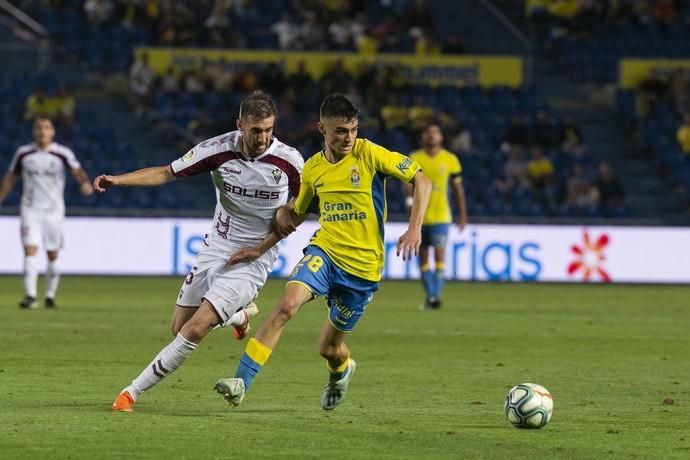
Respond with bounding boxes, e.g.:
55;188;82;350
92;91;304;412
0;117;94;309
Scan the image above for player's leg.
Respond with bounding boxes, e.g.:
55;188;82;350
113;299;221;411
214;282;314;405
19;214;41;308
419;225;435;308
42;216;63;307
170;306;197;336
429;224;449;309
215;246;329;406
44;251;59;308
319;273;377;410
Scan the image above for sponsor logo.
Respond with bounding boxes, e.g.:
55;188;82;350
181;150;194;162
396;157;413;174
321;201;367;222
567;230;611;282
222;182;280;200
222;167;241;175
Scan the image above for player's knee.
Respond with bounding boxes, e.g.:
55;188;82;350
274;298;300;323
318;343;339;360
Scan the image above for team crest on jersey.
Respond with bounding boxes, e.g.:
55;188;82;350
271;168;282;184
181;149;194;162
350;166;360;187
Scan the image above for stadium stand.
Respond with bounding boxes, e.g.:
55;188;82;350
5;0;690;224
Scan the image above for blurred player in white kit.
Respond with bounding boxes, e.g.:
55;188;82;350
92;91;304;412
0;117;94;309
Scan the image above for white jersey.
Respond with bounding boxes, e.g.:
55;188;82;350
170;130;303;251
8;142;81;216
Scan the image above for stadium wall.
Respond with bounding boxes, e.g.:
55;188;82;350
619;58;690;88
1;217;688;283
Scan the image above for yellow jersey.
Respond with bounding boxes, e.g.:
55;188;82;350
409;148;462;225
294;138;422;282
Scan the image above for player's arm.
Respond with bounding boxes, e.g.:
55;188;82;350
71;167;94;196
225;202;309;267
451;176;467;232
397;171;432;261
0;172;17;206
93;166;176;192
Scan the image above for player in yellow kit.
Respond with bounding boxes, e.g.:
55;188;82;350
214;94;432;410
406;122;467;310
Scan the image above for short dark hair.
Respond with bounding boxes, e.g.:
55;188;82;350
239;90;277;120
320;93;358;120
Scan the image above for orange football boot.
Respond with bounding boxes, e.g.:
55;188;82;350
112;391;135;412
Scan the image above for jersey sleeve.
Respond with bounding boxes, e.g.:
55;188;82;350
293;161;315;216
62;147;82;170
449;154;462;184
8;148;22;175
170;144;240;177
370;141;421;182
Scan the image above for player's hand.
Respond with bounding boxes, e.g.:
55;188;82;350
273;206;297;237
225;247;263;267
396;228;421;261
81;181;94;196
93;174;117;192
457;214;467;233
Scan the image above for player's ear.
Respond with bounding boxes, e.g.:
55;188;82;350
236;118;241;131
317;121;325;136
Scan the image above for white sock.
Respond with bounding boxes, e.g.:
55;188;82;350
212;308;247;330
45;259;60;299
23;255;38;298
124;333;197;400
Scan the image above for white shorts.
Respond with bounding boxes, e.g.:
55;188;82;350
176;242;277;325
20;212;64;251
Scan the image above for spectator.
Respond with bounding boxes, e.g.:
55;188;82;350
297;12;326;50
527;146;554;189
408;96;435;131
414;28;441;56
159;67;181;93
449;122;473;153
236;65;259;93
653;0;677;24
442;34;465;54
84;0;114;24
53;86;76;126
495;147;529;194
129;52;156;115
503;114;530;148
357;26;379;54
24;88;53;121
210;59;234;92
271;13;299;50
205;0;232;48
286;60;313;93
560;116;584;152
259;62;286;97
669;68;690;115
328;15;353;50
533;111;558;148
638;68;667;116
676;113;690;153
321;58;353;91
183;69;206;94
566;164;597;211
594;162;625;210
380;94;408;130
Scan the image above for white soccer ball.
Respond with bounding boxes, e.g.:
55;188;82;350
504;383;553;429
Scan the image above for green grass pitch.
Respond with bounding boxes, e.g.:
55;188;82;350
1;276;689;459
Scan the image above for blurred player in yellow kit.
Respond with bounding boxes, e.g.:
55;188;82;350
406;122;467;309
214;93;432;410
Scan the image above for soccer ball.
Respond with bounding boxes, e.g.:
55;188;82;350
504;383;553;429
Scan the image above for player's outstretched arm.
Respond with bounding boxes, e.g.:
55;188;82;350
72;168;94;196
93;166;176;192
0;173;17;206
397;171;432;261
